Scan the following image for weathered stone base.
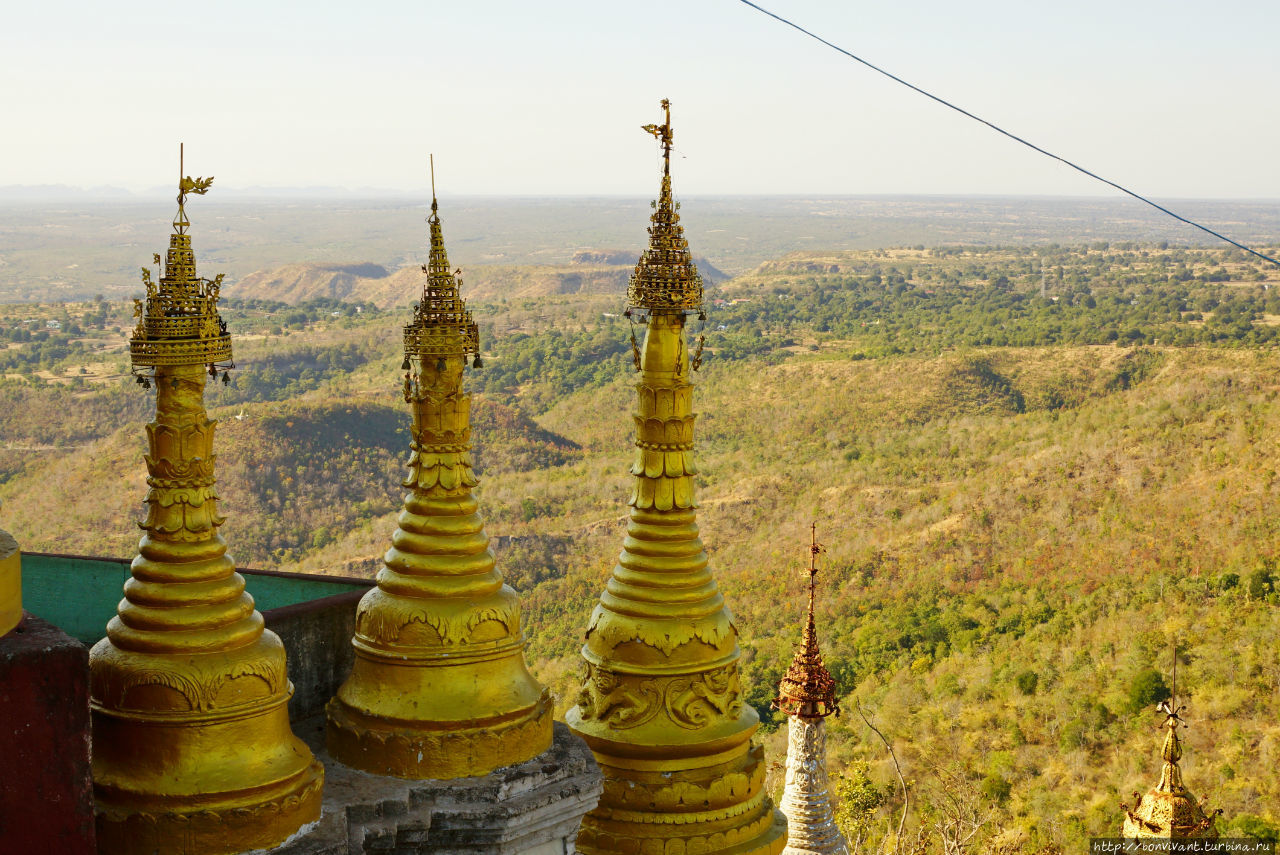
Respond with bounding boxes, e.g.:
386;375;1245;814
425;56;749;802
271;720;602;854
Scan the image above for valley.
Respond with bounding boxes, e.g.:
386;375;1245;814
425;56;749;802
1;229;1279;850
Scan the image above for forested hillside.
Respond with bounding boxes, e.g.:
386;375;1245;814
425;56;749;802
2;242;1278;851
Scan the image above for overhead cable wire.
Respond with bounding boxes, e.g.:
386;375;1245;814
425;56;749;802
737;0;1280;269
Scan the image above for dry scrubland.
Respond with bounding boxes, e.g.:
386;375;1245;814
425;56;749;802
1;242;1279;850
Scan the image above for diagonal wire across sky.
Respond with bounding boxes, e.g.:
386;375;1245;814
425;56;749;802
737;0;1280;269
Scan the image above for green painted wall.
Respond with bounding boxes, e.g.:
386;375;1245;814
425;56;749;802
20;553;368;644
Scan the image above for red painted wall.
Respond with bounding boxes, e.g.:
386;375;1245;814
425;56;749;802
0;613;95;855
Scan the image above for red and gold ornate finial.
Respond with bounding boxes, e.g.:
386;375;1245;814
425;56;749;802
774;524;840;719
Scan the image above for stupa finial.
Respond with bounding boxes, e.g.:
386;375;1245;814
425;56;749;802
1120;651;1222;839
173;143;213;235
774;524;840;719
641;97;674;176
402;156;480;374
627;99;704;315
129;145;231;389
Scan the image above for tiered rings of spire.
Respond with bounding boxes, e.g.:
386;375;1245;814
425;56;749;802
89;149;323;855
1121;689;1221;839
326;163;552;779
775;526;849;855
567;101;787;855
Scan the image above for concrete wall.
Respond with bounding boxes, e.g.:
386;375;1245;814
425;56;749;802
263;586;370;721
20;552;371;644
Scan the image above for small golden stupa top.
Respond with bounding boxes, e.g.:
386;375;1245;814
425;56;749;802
1121;661;1220;839
130;144;232;384
774;524;840;719
627;99;704;313
403;156;480;369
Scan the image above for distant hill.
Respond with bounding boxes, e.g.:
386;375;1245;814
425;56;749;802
224;252;728;308
226;263;398;305
6;196;1280;302
1;395;579;567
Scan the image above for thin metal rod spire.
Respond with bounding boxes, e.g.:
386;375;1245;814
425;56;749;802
808;522;819;613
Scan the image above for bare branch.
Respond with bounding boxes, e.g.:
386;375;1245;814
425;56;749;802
857;701;910;844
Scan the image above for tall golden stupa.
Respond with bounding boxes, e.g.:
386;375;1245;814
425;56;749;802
89;150;323;854
566;100;787;855
1122;693;1220;839
325;163;553;778
0;521;18;637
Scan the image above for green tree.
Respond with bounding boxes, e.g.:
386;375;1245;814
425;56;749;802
980;773;1011;805
1231;815;1279;845
833;762;886;847
1246;569;1274;600
1127;669;1170;714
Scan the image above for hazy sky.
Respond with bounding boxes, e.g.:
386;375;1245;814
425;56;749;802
3;0;1277;198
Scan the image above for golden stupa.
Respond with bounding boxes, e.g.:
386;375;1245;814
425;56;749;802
566;100;787;855
1122;695;1220;839
325;164;552;779
0;520;18;636
89;149;323;854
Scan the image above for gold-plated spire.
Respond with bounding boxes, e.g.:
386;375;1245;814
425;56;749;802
1121;662;1221;839
567;101;786;855
326;165;551;779
774;524;839;719
90;150;323;854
